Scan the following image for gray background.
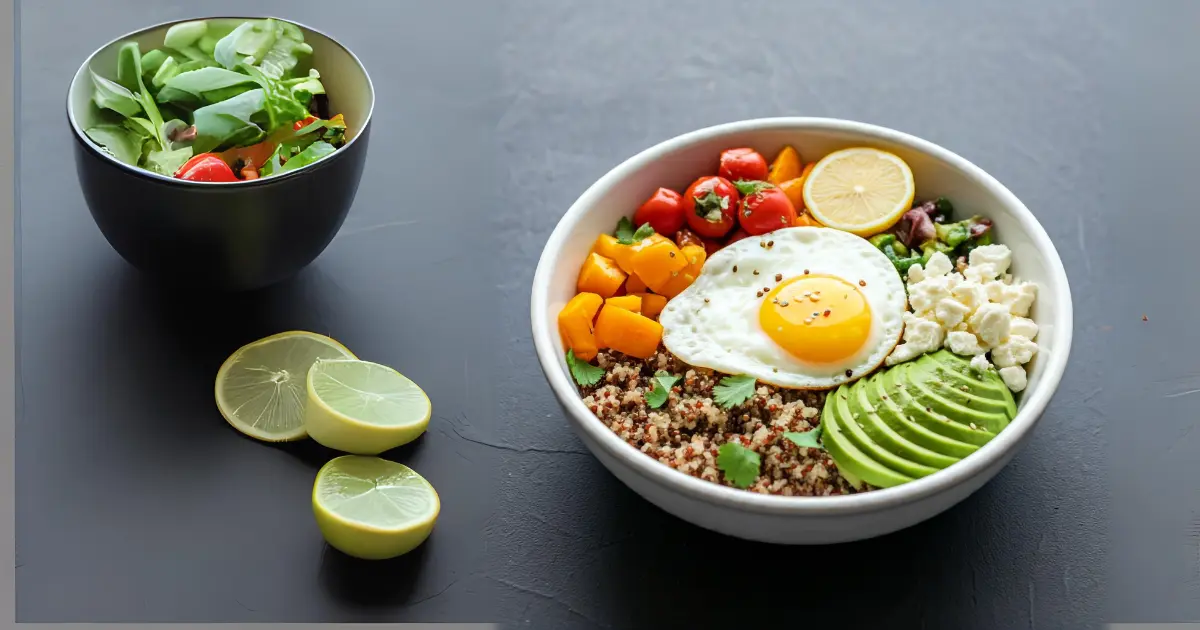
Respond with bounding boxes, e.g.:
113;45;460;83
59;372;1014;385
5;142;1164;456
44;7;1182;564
14;0;1196;627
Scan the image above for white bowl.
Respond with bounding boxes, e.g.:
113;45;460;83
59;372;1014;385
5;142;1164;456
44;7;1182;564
530;118;1073;544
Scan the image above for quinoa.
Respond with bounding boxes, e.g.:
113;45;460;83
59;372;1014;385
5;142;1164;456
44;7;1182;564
578;346;867;496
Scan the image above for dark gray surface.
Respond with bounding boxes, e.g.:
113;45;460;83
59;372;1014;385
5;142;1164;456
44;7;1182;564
15;0;1198;627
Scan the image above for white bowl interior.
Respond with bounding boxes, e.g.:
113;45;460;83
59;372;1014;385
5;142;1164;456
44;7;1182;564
68;17;373;143
532;118;1072;513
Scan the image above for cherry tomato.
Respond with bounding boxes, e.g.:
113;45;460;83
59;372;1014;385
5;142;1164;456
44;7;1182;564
718;148;769;182
683;176;739;238
673;227;705;249
737;181;797;235
726;228;750;246
294;115;319;131
633;187;685;235
174;153;238;183
702;237;722;257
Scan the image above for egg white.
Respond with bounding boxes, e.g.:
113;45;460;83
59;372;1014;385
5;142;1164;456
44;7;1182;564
659;227;907;389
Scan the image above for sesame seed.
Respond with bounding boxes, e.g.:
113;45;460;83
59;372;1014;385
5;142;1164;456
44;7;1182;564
671;271;679;277
803;269;810;275
668;251;676;258
969;422;978;430
767;240;774;247
732;265;738;272
845;370;853;377
781;301;789;307
775;273;783;282
756;291;763;298
858;280;867;287
810;295;820;302
804;318;813;324
823;309;831;317
704;298;710;303
753;270;760;275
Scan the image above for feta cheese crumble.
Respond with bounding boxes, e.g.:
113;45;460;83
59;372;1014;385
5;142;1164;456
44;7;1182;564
886;245;1039;391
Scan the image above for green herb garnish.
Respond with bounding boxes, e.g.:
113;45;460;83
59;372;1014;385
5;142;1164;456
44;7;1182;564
783;425;825;451
717;442;761;489
644;371;680;409
566;350;604;387
614;217;655;245
733;179;774;196
712;374;758;409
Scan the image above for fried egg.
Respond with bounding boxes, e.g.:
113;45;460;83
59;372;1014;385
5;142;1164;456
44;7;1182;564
659;227;907;389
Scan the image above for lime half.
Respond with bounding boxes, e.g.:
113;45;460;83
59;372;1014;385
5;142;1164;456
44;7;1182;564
312;455;440;560
304;359;431;455
215;331;357;442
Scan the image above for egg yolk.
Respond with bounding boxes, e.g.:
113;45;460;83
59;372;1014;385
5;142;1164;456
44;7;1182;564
759;274;873;364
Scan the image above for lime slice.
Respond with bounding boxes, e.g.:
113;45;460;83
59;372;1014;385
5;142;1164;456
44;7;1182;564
304;359;431;455
214;331;357;442
312;455;440;560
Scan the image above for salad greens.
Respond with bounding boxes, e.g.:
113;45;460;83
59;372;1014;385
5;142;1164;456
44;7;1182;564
82;18;347;181
870;197;995;274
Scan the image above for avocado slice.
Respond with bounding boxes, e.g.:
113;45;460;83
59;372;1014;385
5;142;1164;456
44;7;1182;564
820;398;914;489
821;350;1021;491
830;385;938;478
845;377;959;469
921;352;1018;419
906;354;1014;418
866;372;980;459
894;361;1010;434
877;362;994;445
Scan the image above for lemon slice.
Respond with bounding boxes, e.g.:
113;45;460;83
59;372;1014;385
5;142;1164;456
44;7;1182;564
802;147;916;235
304;359;431;455
312;455;440;560
214;331;357;442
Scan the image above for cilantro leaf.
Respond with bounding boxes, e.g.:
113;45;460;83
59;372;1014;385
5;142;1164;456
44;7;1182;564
613;217;636;244
717;442;761;489
644;370;680;409
566;350;604;387
783;425;825;451
632;222;656;241
733;179;773;196
614;216;656;245
712;374;758;409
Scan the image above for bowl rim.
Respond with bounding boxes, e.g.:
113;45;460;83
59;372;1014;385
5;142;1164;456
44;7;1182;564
65;14;375;187
530;116;1074;516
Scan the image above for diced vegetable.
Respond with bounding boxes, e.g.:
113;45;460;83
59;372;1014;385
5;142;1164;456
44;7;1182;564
594;304;663;360
767;146;802;184
655;271;696;298
174;153;238;182
558;292;603;361
777;175;807;210
625;272;648;294
631;238;688;294
633;293;668;319
577;252;627;298
592;234;636;273
605;295;642;313
793;212;822;228
680;244;706;277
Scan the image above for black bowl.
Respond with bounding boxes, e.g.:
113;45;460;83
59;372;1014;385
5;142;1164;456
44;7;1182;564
67;16;375;292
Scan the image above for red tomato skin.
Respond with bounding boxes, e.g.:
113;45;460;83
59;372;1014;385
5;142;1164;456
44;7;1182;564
726;228;751;246
294;115;319;130
718;148;769;182
739;187;798;235
174;154;239;182
633;187;685;235
683;176;739;239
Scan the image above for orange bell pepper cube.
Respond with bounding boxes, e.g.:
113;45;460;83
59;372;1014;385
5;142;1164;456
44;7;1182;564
577;252;627;298
593;304;662;360
558;292;604;361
